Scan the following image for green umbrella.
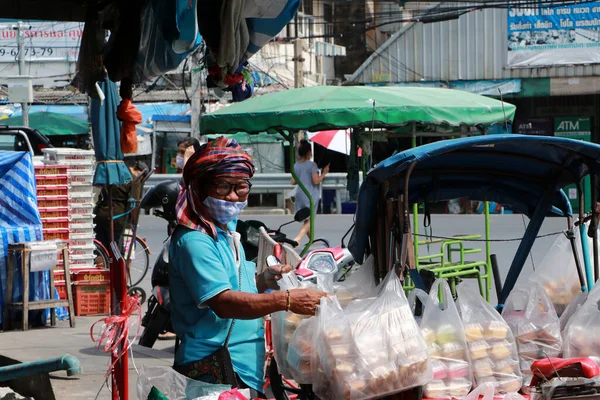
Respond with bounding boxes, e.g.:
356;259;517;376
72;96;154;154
201;86;516;134
2;112;89;136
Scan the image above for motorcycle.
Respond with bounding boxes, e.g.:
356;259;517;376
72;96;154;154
138;179;180;348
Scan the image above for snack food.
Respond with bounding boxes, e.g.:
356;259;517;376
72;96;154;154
422;280;473;398
468;341;489;360
465;323;484;342
489;341;512;360
487;321;509;340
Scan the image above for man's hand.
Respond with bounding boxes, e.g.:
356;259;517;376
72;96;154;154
322;163;330;175
257;264;293;292
289;289;328;315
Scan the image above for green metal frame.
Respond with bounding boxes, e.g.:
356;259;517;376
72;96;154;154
408;135;494;301
281;131;313;256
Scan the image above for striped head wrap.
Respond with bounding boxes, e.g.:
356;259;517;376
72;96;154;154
176;136;255;239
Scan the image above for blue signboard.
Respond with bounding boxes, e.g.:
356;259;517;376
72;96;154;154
508;3;600;67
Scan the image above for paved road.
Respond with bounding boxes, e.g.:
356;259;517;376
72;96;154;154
136;213;569;306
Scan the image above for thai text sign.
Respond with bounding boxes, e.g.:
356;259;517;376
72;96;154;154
508;3;600;67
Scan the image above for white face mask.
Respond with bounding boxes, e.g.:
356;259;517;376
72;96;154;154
176;155;185;170
202;196;247;225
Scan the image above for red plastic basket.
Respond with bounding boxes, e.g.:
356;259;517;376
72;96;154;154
36;175;69;186
37;185;69;197
43;228;70;241
72;268;110;282
41;217;70;230
39;207;70;219
38;196;69;208
55;281;67;300
35;165;69;176
73;280;110;316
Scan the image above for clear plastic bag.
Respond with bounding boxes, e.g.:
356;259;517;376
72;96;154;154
563;294;600;364
464;382;496;400
272;272;332;378
287;317;316;384
136;365;250;400
528;231;583;315
408;288;429;326
501;283;562;385
314;269;431;400
456;283;522;395
334;254;378;307
560;292;589;334
421;279;473;399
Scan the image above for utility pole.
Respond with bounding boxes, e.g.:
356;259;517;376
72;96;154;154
293;14;304;88
16;21;29;127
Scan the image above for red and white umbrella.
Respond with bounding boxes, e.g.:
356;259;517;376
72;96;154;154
307;130;362;156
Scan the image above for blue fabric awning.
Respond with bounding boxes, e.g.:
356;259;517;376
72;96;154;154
349;134;600;264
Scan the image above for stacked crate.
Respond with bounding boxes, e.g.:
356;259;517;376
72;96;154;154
40;148;110;315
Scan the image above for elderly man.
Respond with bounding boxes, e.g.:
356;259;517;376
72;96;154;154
169;137;325;396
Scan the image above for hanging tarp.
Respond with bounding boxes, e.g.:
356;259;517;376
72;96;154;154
2;112;89;136
0;151;47;324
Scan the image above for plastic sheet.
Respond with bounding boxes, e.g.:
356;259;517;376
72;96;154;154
137;365;250;400
464;382;496;400
421;279;473;399
560;292;589;334
528;231;583;315
457;283;522;395
312;269;431;400
502;283;562;385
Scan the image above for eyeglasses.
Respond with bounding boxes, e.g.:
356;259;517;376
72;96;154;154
212;180;252;196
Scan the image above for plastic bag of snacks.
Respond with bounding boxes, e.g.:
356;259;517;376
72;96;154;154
560;292;589;334
563;294;600;364
334;254;378;307
456;283;522;395
528;231;583;315
421;279;473;399
287;316;316;384
313;269;431;400
408;288;429;326
502;283;562;386
272;273;333;378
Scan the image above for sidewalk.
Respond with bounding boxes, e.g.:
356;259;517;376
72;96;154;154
0;316;175;399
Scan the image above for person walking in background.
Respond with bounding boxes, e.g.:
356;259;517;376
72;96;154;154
291;139;329;245
176;137;201;172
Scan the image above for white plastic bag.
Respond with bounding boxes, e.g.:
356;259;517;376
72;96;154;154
136;365;250;400
421;279;473;399
272;272;332;378
560;292;589;334
408;288;429;326
502;283;562;385
563;294;600;364
287;316;316;384
528;231;583;315
334;254;378;307
456;283;522;395
313;269;431;400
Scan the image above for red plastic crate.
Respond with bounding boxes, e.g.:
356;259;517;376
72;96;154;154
36;175;69;186
72;268;110;282
38;196;69;208
73;280;110;316
43;228;70;241
55;281;67;300
37;185;69;197
41;217;70;230
35;164;69;176
39;207;70;219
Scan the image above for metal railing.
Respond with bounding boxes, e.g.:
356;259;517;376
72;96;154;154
144;172;363;212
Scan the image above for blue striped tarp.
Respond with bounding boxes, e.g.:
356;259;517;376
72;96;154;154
0;151;49;325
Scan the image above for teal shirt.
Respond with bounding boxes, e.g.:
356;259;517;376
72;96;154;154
169;223;265;392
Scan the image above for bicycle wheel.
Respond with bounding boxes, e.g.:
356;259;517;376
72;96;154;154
94;240;111;270
121;234;150;287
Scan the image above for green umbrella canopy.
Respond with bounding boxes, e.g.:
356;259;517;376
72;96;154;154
2;112;89;136
205;132;286;144
201;86;516;134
